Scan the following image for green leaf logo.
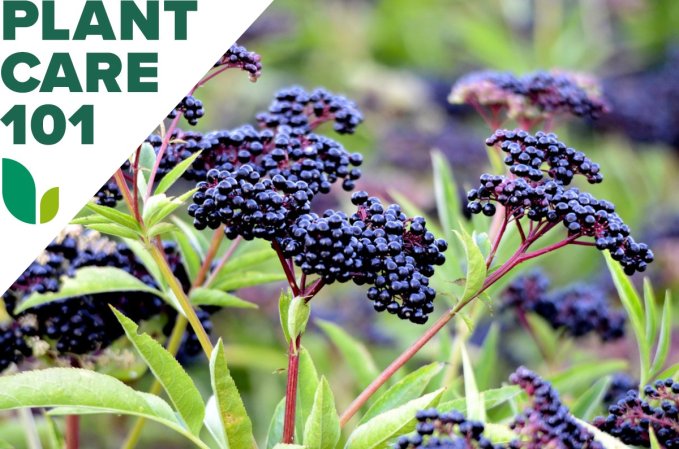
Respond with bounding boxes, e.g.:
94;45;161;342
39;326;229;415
2;158;59;225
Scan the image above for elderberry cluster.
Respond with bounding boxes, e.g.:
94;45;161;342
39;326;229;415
502;272;626;342
168;95;205;126
466;130;653;275
395;368;603;449
0;229;215;371
393;409;502;449
509;367;604;449
450;70;607;123
94;178;123;208
256;86;364;134
276;192;446;323
594;379;679;448
215;43;263;82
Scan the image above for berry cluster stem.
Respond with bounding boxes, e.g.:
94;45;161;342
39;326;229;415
282;335;302;444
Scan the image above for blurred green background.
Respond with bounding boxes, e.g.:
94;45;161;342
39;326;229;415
3;0;679;447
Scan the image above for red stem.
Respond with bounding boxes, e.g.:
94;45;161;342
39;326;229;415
272;241;300;296
282;336;301;443
486;211;509;268
66;415;79;449
146;114;181;199
114;169;142;224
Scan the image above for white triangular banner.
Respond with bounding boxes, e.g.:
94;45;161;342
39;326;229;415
0;0;273;293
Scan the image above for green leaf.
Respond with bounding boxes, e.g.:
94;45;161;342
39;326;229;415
303;377;340;449
205;396;228;449
210;339;255;449
155;151;202;195
85;202;140;231
172;217;208;258
0;368;209;449
40;187;59;224
113;309;205;435
549;359;627;393
437;385;521;415
453;229;487;302
344;390;443;449
461;343;484;421
70;214;112;225
317;320;379;389
297;347;320;438
655;362;679;381
360;363;443;425
475;324;499;390
138;142;157;183
272;445;306;449
15;267;164;314
650;291;672;377
288;296;311;344
173;230;202;281
266;398;286;449
571;377;611;421
643;278;658;351
85;223;140;239
432;150;461;240
143;194;184;228
279;290;293;343
212;272;287;291
2;158;36;224
190;288;258;309
605;254;648;382
148;222;177;237
209;248;279;287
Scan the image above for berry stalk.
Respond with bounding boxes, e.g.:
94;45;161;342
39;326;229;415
66;415;79;449
282;335;302;444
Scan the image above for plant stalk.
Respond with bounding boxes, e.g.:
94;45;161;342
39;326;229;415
65;415;79;449
282;335;302;444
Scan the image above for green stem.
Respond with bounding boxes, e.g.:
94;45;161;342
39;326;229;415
148;243;213;358
19;409;43;449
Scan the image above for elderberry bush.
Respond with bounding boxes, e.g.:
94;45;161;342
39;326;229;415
0;229;212;371
466;129;653;275
502;271;626;342
594;378;679;448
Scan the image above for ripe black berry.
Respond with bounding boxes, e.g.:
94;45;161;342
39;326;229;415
215;43;263;82
94;178;123;207
168;95;205;126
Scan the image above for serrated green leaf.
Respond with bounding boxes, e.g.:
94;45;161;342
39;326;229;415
303;377;340;449
266;398;286;449
205;396;228;449
190;288;258;309
85;223;140;239
460;343;484;421
2;158;36;224
156;151;203;195
279;290;293;343
0;368;209;449
317;320;379;389
453;229;487;302
650;291;672;378
113;309;205;435
148;222;177;237
15;267;164;314
70;214;112;225
571;377;611;421
288;297;311;346
344;390;443;449
210;339;255;449
40;187;59;224
85;202;140;231
173;230;202;281
360;363;443;425
213;272;287;291
297;347;320;438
